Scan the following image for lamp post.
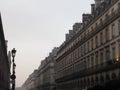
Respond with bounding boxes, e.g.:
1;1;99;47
10;48;16;90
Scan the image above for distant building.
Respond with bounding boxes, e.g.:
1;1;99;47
21;70;38;90
22;47;58;90
56;0;120;90
0;14;10;90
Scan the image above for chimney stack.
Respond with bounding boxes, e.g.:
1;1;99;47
73;23;83;31
65;33;69;40
94;0;105;9
82;14;91;23
91;4;95;14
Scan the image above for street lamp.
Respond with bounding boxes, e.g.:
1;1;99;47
10;48;16;90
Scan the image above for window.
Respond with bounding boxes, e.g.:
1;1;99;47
91;39;94;49
100;50;104;64
71;52;73;63
84;44;86;54
78;47;80;58
81;46;83;56
106;28;109;41
87;56;90;68
95;23;98;27
75;50;77;59
106;47;110;61
77;49;79;59
95;52;98;65
105;14;108;20
88;30;89;35
84;60;86;69
112;47;116;59
81;34;83;39
91;27;93;31
91;54;94;67
112;24;115;38
76;49;79;59
111;8;114;16
118;20;120;34
87;41;89;52
79;47;81;57
100;32;103;45
73;51;75;60
100;19;103;25
83;33;85;38
95;36;98;47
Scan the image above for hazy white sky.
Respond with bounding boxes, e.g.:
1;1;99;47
0;0;94;87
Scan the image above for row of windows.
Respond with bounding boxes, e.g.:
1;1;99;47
78;21;119;57
58;1;120;60
57;38;120;79
57;25;120;71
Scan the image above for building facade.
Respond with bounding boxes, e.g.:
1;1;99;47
56;0;120;90
22;47;58;90
0;15;10;90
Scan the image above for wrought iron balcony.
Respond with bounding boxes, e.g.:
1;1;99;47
56;59;120;83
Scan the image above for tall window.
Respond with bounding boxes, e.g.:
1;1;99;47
75;49;78;59
91;26;93;31
112;47;116;59
91;39;94;50
95;23;98;28
78;47;81;58
106;47;110;61
84;44;86;54
95;36;98;47
106;28;109;41
105;14;108;20
100;19;103;25
71;53;73;63
87;30;89;35
100;32;103;45
118;20;120;34
77;49;79;59
112;24;115;38
91;54;94;67
119;43;120;58
95;52;98;65
81;34;83;39
100;50;104;64
87;41;89;52
111;8;114;16
73;51;75;60
84;60;86;69
87;56;90;68
81;46;83;56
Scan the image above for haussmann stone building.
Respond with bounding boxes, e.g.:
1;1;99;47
22;47;58;90
55;0;120;90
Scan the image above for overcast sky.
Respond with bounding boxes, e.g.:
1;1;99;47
0;0;94;87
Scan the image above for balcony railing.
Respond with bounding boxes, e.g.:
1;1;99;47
56;59;120;83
